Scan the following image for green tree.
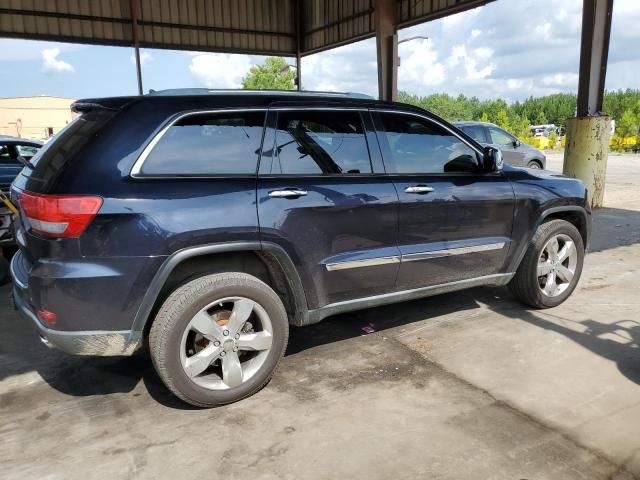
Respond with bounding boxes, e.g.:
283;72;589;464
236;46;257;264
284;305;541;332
241;57;296;90
495;109;510;131
616;109;638;139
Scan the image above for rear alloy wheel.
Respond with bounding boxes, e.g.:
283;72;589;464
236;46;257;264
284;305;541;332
509;219;584;308
150;272;288;407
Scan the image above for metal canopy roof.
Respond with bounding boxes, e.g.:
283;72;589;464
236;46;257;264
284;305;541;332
0;0;493;56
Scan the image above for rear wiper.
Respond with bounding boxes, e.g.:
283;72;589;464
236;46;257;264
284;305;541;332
16;155;34;170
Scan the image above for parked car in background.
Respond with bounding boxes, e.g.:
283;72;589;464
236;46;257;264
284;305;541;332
11;91;589;407
454;121;546;169
1;136;43;283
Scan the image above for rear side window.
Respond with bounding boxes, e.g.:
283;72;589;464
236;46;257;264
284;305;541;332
140;111;265;175
460;125;487;143
0;145;15;164
269;110;372;175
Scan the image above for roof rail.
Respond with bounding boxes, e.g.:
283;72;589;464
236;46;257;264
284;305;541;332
146;88;373;99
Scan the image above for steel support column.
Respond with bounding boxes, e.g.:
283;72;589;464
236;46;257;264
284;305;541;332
374;0;398;102
563;0;614;208
295;0;302;91
130;0;143;95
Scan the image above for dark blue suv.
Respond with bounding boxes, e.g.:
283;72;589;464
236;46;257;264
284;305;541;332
10;90;591;407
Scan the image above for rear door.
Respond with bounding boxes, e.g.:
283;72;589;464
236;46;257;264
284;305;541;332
257;107;400;308
373;110;515;290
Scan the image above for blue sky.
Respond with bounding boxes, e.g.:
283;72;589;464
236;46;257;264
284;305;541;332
0;0;638;101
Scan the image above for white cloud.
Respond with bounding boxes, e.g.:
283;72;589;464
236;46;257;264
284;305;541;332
541;73;579;87
188;53;254;88
131;51;153;65
41;48;74;74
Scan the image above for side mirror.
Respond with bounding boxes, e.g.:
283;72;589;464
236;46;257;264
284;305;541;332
513;139;521;148
483;146;503;172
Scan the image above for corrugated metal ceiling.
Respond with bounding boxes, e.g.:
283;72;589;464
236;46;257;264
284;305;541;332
0;0;493;56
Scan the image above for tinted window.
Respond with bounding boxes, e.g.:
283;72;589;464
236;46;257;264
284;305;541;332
271;110;372;175
17;144;41;158
141;111;265;175
377;113;479;174
460;125;487;143
0;145;15;164
489;127;515;146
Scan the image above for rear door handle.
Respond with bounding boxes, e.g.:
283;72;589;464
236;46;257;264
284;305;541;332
268;188;308;198
404;185;434;194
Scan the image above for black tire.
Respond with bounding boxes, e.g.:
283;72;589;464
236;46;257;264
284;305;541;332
527;160;542;169
149;272;289;407
0;255;9;286
509;219;584;308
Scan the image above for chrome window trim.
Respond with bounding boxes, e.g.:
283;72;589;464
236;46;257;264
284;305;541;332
130;108;268;178
325;255;400;271
325;242;505;271
268;107;370;111
402;242;506;262
373;108;486;157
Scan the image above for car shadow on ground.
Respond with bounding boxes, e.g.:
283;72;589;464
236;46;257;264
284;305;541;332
3;206;639;408
4;281;640;409
590;207;640;252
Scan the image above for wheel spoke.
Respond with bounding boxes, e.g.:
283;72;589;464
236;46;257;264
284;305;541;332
557;265;574;283
190;311;223;340
558;240;575;262
237;331;273;351
221;351;243;388
547;237;559;258
544;272;557;296
184;343;222;378
537;261;554;276
227;299;255;335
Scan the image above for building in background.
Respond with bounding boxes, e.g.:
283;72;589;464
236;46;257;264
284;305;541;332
0;96;75;140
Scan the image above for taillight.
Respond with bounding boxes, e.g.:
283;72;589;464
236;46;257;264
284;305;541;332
19;190;103;238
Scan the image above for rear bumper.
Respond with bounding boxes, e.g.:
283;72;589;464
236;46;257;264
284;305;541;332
10;252;141;356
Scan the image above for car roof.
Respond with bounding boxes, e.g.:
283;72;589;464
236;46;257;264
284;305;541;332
72;89;433;115
0;136;43;146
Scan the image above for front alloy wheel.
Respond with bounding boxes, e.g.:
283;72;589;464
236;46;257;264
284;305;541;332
150;272;289;407
536;234;578;298
509;219;584;308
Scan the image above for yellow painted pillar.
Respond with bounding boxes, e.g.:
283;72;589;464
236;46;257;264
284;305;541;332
563;116;611;208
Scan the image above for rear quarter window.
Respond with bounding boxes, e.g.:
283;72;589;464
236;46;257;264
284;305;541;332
139;111;266;176
25;110;116;189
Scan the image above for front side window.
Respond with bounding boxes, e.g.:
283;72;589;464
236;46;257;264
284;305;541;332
377;113;480;174
141;111;265;175
271;110;372;175
489;127;515;146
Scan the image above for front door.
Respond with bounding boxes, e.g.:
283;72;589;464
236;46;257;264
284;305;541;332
373;110;515;291
257;107;400;308
487;126;527;167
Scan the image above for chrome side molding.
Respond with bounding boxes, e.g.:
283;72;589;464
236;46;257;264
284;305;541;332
325;242;506;271
326;255;400;271
402;242;505;262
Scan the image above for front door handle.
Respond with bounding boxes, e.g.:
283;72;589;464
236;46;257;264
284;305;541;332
268;188;308;198
404;185;434;194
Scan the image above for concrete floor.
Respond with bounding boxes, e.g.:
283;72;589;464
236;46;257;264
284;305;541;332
1;154;639;479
